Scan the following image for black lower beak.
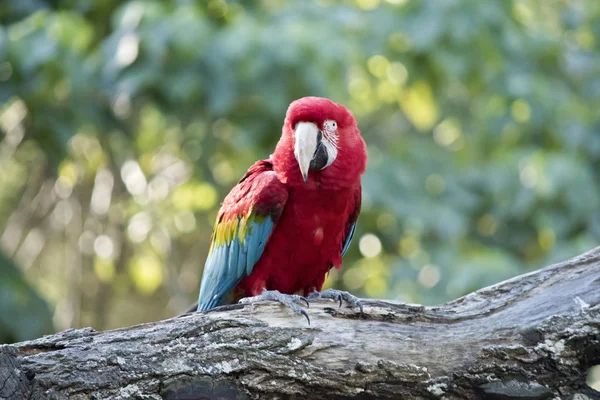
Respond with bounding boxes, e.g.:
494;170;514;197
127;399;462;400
309;131;328;171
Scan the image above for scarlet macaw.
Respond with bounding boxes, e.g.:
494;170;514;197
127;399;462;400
196;97;367;321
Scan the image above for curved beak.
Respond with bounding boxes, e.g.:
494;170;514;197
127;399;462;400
294;122;320;184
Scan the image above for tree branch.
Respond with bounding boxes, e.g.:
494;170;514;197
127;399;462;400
2;247;600;399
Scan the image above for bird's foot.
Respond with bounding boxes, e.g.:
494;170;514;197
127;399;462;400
239;289;310;325
308;289;363;316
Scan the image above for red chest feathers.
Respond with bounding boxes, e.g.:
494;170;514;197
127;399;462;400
237;187;354;297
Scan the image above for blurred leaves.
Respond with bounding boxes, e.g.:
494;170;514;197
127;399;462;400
0;250;52;343
0;0;599;342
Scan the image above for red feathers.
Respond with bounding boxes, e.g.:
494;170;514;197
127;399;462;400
273;97;367;189
236;97;366;299
285;97;357;130
199;97;367;307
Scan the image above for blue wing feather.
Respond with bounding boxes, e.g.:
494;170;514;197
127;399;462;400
197;160;287;311
336;187;361;267
341;222;357;258
197;216;275;311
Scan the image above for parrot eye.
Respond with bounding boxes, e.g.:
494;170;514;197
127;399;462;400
322;120;339;149
324;120;337;132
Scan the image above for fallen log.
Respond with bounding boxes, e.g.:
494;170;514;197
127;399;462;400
1;247;600;399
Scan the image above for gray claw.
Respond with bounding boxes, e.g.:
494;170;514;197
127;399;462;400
239;289;310;324
300;308;310;325
309;289;364;317
300;296;310;308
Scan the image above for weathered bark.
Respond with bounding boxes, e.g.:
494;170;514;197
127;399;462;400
1;247;600;400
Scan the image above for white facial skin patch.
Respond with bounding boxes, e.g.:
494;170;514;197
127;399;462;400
321;119;338;168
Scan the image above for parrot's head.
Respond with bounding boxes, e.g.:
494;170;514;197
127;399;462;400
273;97;367;188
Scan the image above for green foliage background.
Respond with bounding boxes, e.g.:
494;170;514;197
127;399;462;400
0;0;599;343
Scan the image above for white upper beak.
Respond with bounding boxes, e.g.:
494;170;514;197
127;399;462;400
294;122;319;184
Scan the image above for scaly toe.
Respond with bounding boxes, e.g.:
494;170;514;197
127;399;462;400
309;289;363;316
239;289;310;324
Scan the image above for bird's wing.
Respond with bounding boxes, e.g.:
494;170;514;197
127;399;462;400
341;185;362;259
197;159;288;311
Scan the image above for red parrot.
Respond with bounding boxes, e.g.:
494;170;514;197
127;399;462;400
196;97;367;321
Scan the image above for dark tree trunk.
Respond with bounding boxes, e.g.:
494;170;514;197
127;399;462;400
1;247;600;399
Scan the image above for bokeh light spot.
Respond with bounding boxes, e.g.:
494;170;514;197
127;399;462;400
208;0;228;18
399;81;438;131
120;2;144;29
359;233;382;258
376;81;398;103
113;93;132;118
58;161;79;187
212;160;235;185
433;118;461;147
519;163;537;188
418;264;441;289
356;0;380;10
399;235;420;258
388;32;411;52
348;74;372;101
367;55;390;78
586;365;600;392
128;212;152;243
387;62;408;86
121;160;148;196
192;183;218;210
116;34;139;68
91;169;114;216
175;211;197;233
511;99;531;123
148;176;169;201
512;1;534;26
365;275;386;296
54;176;73;199
94;235;115;260
129;255;163;295
78;231;96;255
343;266;366;290
575;27;596;49
151;230;171;255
